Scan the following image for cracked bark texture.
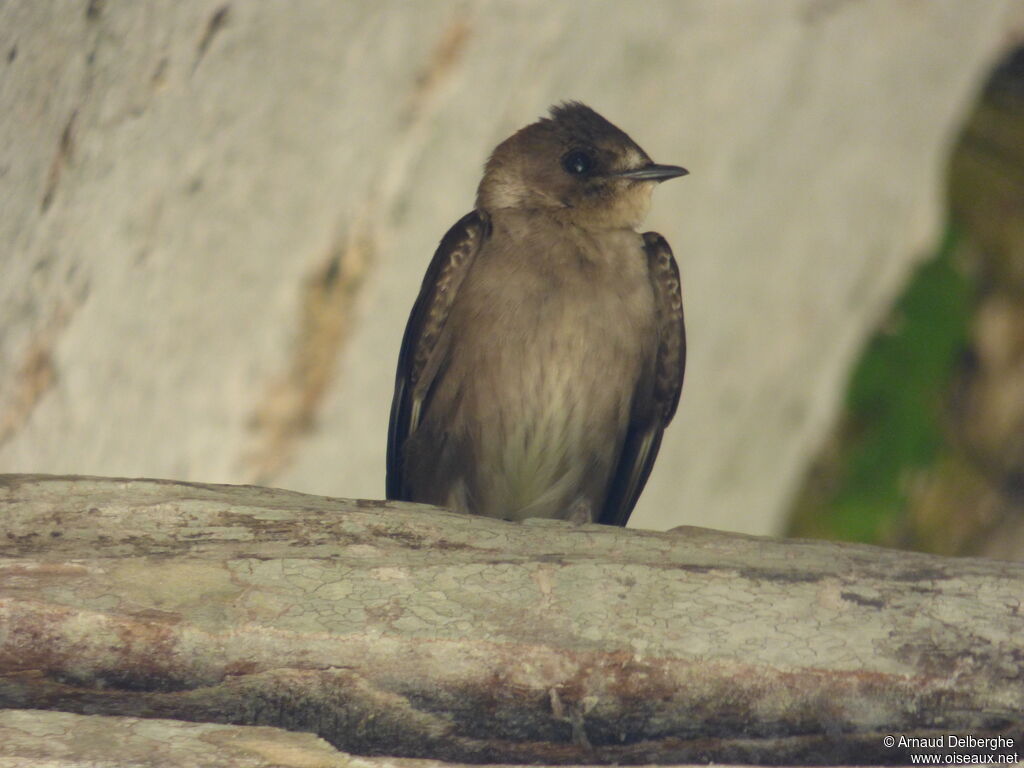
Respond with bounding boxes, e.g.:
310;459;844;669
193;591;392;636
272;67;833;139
0;709;353;767
1;2;1021;536
0;475;1021;765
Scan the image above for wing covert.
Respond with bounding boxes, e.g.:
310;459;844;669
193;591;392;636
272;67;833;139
386;210;490;500
598;231;686;526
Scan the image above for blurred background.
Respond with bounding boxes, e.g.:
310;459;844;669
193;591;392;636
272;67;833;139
1;1;1022;557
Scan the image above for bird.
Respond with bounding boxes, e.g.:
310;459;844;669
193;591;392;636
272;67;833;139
386;102;687;527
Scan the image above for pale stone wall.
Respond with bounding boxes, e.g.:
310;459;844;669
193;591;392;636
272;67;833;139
1;1;1020;533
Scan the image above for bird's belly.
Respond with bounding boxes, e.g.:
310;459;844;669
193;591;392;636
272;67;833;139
461;301;650;521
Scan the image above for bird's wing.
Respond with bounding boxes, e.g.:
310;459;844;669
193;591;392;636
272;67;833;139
386;210;490;500
599;232;686;526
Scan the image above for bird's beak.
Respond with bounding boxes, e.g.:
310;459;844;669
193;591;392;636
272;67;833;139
613;164;689;182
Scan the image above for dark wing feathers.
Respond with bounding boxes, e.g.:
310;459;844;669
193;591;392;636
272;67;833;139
386;210;489;500
645;232;686;423
598;232;686;526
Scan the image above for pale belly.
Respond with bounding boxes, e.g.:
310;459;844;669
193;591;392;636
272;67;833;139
447;270;657;520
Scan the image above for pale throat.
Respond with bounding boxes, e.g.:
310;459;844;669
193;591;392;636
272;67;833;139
580;182;654;230
478;173;655;231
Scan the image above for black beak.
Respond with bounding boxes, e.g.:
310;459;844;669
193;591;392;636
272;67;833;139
613;163;689;182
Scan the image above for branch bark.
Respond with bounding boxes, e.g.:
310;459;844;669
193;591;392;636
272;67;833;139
0;709;352;767
0;474;1021;765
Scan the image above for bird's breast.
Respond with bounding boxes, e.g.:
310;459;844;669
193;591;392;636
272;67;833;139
441;225;658;518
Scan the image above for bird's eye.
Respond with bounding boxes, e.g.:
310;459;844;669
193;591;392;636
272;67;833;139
561;149;594;176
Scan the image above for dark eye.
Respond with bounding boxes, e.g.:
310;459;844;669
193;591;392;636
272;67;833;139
561;149;593;176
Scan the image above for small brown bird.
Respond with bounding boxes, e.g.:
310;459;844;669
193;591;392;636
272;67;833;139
387;102;687;526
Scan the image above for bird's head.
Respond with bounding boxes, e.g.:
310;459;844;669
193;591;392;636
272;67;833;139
476;102;687;230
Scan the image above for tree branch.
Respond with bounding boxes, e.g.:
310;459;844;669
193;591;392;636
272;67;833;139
0;474;1021;765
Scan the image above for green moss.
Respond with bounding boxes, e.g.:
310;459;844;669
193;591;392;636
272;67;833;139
795;228;972;544
790;46;1024;551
